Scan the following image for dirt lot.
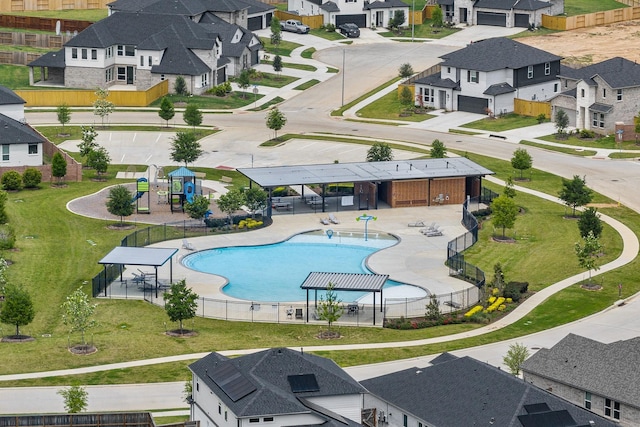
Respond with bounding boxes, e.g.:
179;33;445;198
518;20;640;66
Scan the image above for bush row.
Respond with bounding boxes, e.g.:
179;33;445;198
1;169;42;191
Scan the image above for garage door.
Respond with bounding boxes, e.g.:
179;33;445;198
476;11;506;26
555;107;576;127
514;13;529;28
336;14;366;28
458;95;488;114
248;16;262;31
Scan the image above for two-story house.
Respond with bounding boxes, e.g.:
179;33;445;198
550;57;640;134
189;348;366;427
290;0;409;28
414;37;561;114
436;0;564;27
522;333;640;427
0;85;45;167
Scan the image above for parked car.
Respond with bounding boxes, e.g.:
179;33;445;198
281;19;310;34
338;23;360;38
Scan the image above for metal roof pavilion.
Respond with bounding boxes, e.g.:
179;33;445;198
300;272;389;325
237;158;493;187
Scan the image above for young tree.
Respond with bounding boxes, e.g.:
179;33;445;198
158;97;175;127
432;6;444;27
270;16;282;49
106;185;134;225
492;262;505;294
316;282;343;335
78;125;98;161
58;386;88;413
367;142;393;162
491;194;518;238
163;279;199;334
174;76;188;96
87;145;111;178
503;342;530;376
559;175;593;217
183;103;203;130
52;152;67;184
398;63;414;80
503;176;517;199
424;294;442;322
61;287;97;346
56;103;71;131
266;107;287;140
185;195;210;222
578;206;603;239
237;69;251;98
93;88;115;127
555;108;569;136
216;188;244;224
399;86;413;109
575;231;603;283
272;54;283;76
243;187;267;217
430;139;447;158
0;283;35;337
511;148;532;180
170;131;203;166
389;10;406;29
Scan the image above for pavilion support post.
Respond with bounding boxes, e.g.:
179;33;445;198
103;266;108;297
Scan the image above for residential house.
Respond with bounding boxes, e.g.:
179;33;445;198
189;348;366;427
551;57;640;134
413;37;561;114
290;0;409;28
436;0;564;27
361;353;618;427
0;85;44;167
522;333;640;426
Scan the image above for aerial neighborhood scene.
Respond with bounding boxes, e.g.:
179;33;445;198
2;0;640;425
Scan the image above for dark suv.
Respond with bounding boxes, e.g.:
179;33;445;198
338;23;360;38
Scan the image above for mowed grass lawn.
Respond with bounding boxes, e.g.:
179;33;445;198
564;0;628;16
462;113;541;132
357;90;435;122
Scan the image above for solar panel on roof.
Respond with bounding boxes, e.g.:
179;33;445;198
288;374;319;393
518;409;576;427
208;362;256;402
523;403;551;414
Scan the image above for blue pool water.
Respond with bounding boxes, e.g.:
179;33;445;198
182;232;405;302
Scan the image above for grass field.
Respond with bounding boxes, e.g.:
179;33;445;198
147;93;259;109
0;64;41;90
293;79;320;90
379;19;459;39
259;37;302;57
520;140;598;157
309;29;345;41
356;91;435;122
461;113;541;131
537;133;640;150
332;77;401;116
251;72;298;88
564;0;628;16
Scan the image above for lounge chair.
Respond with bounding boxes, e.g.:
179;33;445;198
419;223;438;234
424;227;443;237
131;272;147;285
408;220;425;227
138;268;156;278
320;217;330;225
182;239;196;251
329;213;340;224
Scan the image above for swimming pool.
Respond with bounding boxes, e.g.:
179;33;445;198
182;231;425;302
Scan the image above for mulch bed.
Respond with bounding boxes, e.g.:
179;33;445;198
1;335;35;343
69;344;98;355
166;329;198;337
580;283;603;291
492;236;516;243
316;330;341;340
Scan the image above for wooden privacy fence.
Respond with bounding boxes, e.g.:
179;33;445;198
0;412;154;427
0;51;41;65
0;32;73;48
542;6;640;30
0;14;93;32
514;98;551;118
15;80;169;107
274;10;323;29
0;0;108;12
398;64;441;97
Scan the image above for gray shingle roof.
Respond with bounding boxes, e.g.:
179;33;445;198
28;49;66;68
559;57;640;89
0;85;25;106
513;0;552;11
412;72;458;89
589;103;612;113
0;114;47;145
521;333;640;409
474;0;517;10
440;37;562;71
364;0;408;10
189;348;366;419
361;355;617;427
320;1;340;12
200;14;259;59
109;0;274;15
484;82;515;95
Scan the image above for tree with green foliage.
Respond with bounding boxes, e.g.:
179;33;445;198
174;76;188;96
158;97;175;127
0;283;35;337
183;103;203;130
87;145;110;178
511;148;532;179
61;288;97;346
575;231;603;283
266;107;287;140
578;207;603;239
316;282;343;336
491;194;518;238
170;131;203;166
555;108;569;136
0;225;15;250
78;125;98;161
388;10;406;29
216;188;244;224
432;6;444;27
1;171;22;191
163;279;199;334
22;168;42;189
270;16;282;49
243;187;267;217
398;63;414;80
492;262;505;294
430;139;446;158
93;88;114;127
559;175;593;217
273;54;283;76
424;294;442;322
0;191;8;224
399;86;413;109
503;176;517;199
237;69;251;98
367;142;393;162
185;195;210;222
503;342;530;376
58;386;88;413
52;152;67;184
106;185;134;225
56;103;71;131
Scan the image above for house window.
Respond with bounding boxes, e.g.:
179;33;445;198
592;112;604;128
603;88;606;98
117;67;126;81
605;398;621;420
196;382;199;391
72;48;78;59
418;423;423;427
81;48;87;59
263;417;274;422
125;45;135;56
447;67;451;73
91;49;97;60
105;68;113;82
249;419;259;423
544;62;550;75
117;45;124;56
140;56;144;66
527;65;533;79
106;46;112;58
581;88;585;97
242;54;248;69
554;83;558;92
201;73;208;87
28;144;38;155
467;70;478;83
224;411;227;421
160;74;165;81
1;145;9;161
617;89;623;101
403;414;408;427
218;403;221;414
584;392;592;410
148;56;152;66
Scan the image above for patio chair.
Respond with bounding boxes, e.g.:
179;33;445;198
131;272;147;285
329;213;340;224
138;268;156;278
407;220;425;227
420;225;440;235
182;239;196;251
424;227;443;237
320;217;330;225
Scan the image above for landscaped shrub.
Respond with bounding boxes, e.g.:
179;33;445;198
579;129;595;139
464;305;483;317
486;297;505;313
0;224;16;249
1;171;22;191
536;113;546;124
503;281;529;302
22;168;42;189
325;23;335;32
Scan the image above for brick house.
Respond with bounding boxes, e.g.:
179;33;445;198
436;0;564;27
289;0;409;28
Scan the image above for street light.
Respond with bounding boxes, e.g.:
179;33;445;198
341;49;345;107
411;0;415;42
253;85;259;108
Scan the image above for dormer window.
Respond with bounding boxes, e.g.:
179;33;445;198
527;65;533;79
544;62;550;75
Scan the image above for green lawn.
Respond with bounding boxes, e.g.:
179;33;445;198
538;133;640;150
259;37;303;57
252;72;298;88
520;140;598;157
609;152;640;159
462;113;541;132
293;79;320;90
0;44;52;54
2;9;108;21
262;59;317;72
248;96;285;111
379;19;460;39
0;64;40;90
357;90;435;122
148;93;259;109
309;29;345;41
332;77;401;116
301;48;316;59
564;0;628;16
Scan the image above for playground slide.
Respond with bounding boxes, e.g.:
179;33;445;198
131;191;144;203
184;181;195;203
131;177;149;203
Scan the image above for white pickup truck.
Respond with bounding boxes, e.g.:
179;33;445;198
280;19;310;34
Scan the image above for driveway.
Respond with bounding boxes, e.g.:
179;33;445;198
436;24;524;47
